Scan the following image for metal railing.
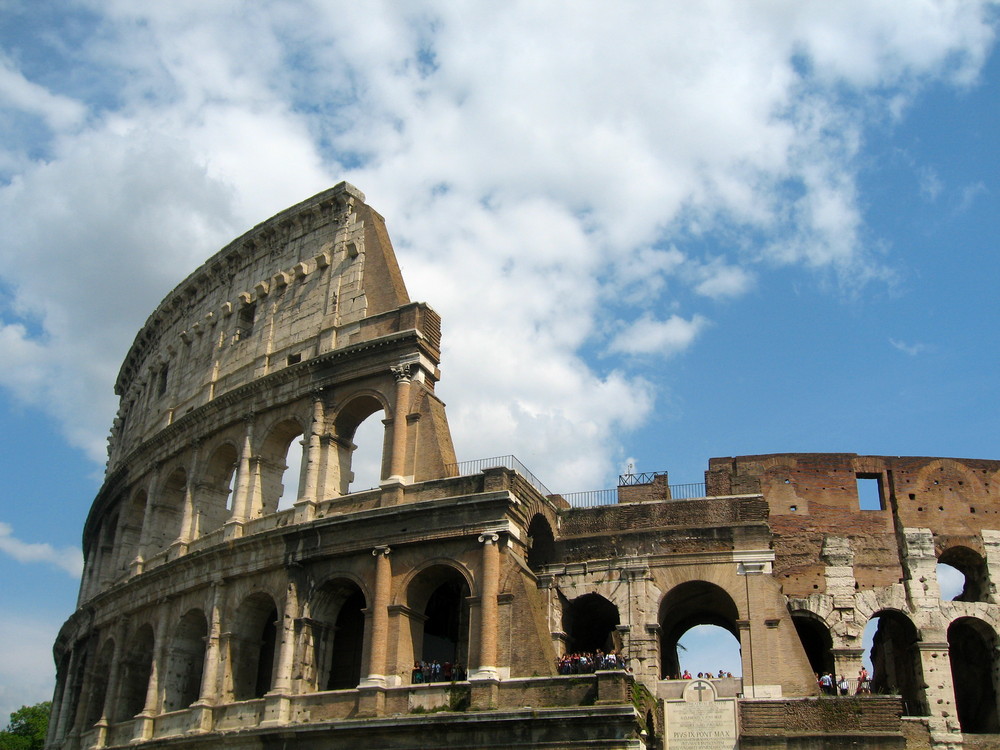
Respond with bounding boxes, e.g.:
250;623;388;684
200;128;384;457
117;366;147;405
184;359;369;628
559;482;707;507
619;470;668;486
667;482;707;499
445;455;553;497
446;456;708;507
559;489;619;507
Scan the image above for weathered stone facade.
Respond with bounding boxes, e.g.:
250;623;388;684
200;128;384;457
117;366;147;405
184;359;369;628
48;186;1000;749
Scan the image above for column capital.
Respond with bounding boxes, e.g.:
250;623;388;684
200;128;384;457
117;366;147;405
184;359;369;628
391;363;414;383
372;545;392;557
479;532;500;545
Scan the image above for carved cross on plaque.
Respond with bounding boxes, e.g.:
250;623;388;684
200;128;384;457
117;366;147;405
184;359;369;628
692;680;711;701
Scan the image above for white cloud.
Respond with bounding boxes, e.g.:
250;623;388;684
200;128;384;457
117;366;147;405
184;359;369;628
690;260;756;300
890;338;929;356
0;55;86;130
0;522;82;577
609;314;709;358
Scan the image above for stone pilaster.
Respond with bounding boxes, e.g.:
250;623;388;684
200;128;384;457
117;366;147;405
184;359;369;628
133;615;169;742
821;535;857;597
263;579;299;726
189;582;223;734
225;417;255;539
901;527;940;607
294;393;325;522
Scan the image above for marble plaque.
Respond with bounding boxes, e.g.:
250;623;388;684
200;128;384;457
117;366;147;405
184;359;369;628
663;679;738;750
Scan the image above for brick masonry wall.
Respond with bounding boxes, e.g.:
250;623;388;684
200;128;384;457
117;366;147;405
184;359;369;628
740;696;904;736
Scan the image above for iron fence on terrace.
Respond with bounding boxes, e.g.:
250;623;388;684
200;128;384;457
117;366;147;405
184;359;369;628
446;455;553;497
447;455;707;508
559;482;707;508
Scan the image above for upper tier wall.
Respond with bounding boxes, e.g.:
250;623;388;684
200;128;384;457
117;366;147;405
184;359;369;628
108;182;412;472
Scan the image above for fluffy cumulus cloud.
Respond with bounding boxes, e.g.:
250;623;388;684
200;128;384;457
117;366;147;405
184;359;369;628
0;0;995;488
0;523;82;577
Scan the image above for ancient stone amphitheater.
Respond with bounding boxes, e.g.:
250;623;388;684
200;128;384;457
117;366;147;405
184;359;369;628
49;184;1000;749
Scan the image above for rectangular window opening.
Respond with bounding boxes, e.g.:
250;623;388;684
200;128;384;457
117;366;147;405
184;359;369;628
157;365;169;397
856;474;884;511
236;302;256;340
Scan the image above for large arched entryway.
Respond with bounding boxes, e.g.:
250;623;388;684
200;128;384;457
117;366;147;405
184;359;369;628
948;617;1000;733
659;580;740;680
406;565;471;670
866;610;927;715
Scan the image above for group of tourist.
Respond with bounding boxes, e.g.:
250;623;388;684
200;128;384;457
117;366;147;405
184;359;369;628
675;669;735;680
556;650;628;674
411;660;467;683
817;667;871;695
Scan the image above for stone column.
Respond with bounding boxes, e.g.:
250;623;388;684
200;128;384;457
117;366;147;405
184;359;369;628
263;579;299;726
473;532;501;680
133;615;169;742
471;532;501;709
225;417;255;539
363;546;392;687
359;546;392;717
388;364;413;481
294;394;325;523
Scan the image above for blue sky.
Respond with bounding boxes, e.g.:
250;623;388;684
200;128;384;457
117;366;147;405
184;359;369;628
0;1;997;717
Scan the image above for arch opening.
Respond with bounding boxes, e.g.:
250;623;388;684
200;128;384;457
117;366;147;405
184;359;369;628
231;594;278;701
526;514;555;571
196;443;238;535
948;617;1000;733
938;546;988;602
259;420;304;515
562;593;620;655
116;625;155;721
148;469;187;556
407;565;471;671
115;490;146;574
791;611;834;677
659;581;740;680
163;609;208;711
864;610;927;715
334;396;387;494
82;639;114;728
310;580;366;691
676;625;742;679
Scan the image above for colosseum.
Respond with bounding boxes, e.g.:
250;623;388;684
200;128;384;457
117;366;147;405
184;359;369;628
48;183;1000;750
